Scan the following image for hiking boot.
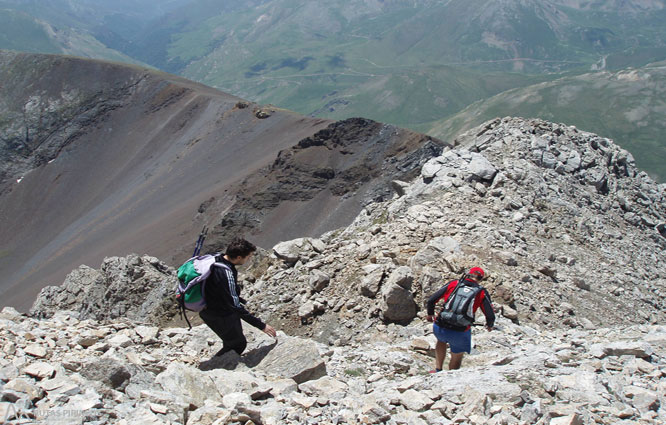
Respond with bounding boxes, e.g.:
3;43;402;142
428;368;442;374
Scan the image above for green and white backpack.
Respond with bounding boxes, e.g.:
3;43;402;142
176;254;229;328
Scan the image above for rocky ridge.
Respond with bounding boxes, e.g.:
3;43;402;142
30;255;176;325
245;117;666;339
201;117;447;252
14;117;666;424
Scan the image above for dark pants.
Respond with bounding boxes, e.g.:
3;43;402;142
199;310;247;355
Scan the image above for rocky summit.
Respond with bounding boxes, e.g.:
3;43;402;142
5;117;666;424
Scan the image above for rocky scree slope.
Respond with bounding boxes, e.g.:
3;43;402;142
1;306;665;424
240;117;666;340
18;117;666;424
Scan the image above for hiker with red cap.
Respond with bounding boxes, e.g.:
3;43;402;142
426;267;495;371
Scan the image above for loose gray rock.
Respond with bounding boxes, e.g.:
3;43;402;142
253;333;326;384
309;271;330;292
360;265;385;298
80;357;132;389
381;281;417;323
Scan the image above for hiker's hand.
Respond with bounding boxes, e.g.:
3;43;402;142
426;315;435;323
263;324;277;338
486;326;494;332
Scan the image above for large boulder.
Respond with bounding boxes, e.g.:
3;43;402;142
298;376;348;400
467;152;497;181
360;265;386;298
420;150;496;183
155;363;222;408
381;267;417;323
410;237;461;274
80;357;132;390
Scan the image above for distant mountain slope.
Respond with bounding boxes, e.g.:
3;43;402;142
147;0;666;75
150;0;666;180
167;0;666;96
0;51;330;310
3;0;665;181
426;63;666;182
0;9;61;54
0;51;445;311
0;0;187;63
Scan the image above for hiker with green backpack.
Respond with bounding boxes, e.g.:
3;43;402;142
426;267;495;372
177;237;276;356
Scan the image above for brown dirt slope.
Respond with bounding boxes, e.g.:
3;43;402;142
0;52;447;311
0;51;330;310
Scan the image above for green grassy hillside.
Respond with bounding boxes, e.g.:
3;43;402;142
0;0;186;63
162;0;666;76
0;10;60;53
427;63;666;182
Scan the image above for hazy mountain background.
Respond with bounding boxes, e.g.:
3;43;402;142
2;0;665;179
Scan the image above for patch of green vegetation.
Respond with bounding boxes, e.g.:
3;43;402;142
327;228;344;240
372;209;389;226
427;66;666;182
343;368;364;377
505;373;518;384
0;249;11;260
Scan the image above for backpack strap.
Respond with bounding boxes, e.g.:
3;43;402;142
177;292;193;330
211;262;231;270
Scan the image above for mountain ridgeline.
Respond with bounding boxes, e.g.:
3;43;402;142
0;51;446;311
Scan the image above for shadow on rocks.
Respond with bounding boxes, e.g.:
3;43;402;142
198;340;278;371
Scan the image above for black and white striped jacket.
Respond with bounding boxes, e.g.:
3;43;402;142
202;256;265;330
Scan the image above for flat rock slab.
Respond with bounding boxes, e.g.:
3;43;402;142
253;333;326;384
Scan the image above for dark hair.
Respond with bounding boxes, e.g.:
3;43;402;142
225;237;256;259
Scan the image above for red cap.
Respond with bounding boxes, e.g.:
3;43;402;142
469;267;485;279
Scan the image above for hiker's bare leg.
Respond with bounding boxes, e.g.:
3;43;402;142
435;341;447;370
449;352;464;370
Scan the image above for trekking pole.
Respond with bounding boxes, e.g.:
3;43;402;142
195;225;208;256
192;225;209;257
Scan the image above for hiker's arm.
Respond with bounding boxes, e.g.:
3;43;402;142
480;290;496;329
262;324;277;338
426;286;448;320
237;307;267;330
216;266;267;330
241;310;276;339
230;286;266;330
